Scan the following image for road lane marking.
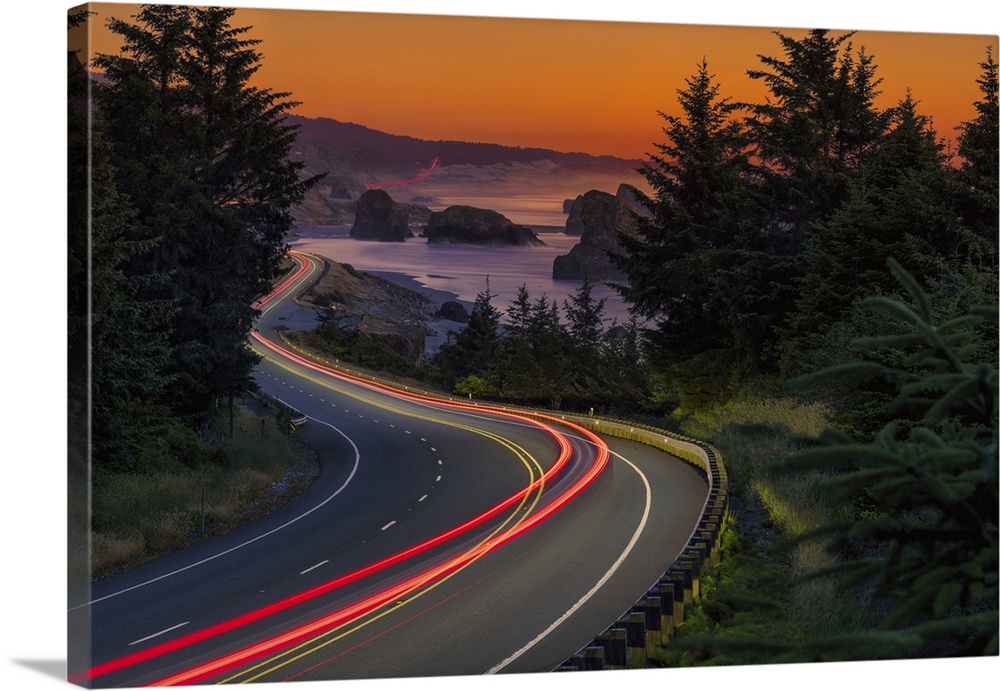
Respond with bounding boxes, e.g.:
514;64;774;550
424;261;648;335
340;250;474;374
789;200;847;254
418;494;428;502
487;444;652;674
299;561;329;575
129;622;190;646
74;411;363;610
217;424;550;685
381;521;396;531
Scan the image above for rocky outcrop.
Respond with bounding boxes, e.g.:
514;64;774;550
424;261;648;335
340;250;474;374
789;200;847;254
423;206;546;247
435;300;469;323
552;187;644;281
349;189;414;242
299;259;433;363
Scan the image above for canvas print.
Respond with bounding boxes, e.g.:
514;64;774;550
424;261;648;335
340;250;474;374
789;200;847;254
67;2;997;688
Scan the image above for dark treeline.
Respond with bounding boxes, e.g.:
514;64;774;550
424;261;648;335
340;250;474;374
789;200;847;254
609;31;997;424
429;30;999;430
600;30;997;662
69;5;318;476
434;276;650;411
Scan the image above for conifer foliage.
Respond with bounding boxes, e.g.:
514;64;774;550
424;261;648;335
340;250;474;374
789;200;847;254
73;5;318;473
781;260;998;658
92;5;317;427
613;30;998;410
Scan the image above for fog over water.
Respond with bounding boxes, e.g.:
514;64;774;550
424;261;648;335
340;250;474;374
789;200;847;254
289;191;636;326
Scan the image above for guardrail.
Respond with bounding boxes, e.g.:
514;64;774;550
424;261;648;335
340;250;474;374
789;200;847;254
250;389;308;428
260;328;729;669
553;416;730;671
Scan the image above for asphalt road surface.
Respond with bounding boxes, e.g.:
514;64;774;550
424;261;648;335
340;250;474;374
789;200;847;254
68;252;708;687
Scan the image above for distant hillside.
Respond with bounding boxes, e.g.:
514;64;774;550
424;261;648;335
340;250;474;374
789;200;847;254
289;115;638;169
285;115;645;225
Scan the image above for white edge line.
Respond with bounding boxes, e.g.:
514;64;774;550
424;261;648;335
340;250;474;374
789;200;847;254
73;411;362;611
486;446;653;674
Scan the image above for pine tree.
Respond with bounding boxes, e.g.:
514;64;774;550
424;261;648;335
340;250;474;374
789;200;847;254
744;29;867;232
94;5;317;424
70;8;172;473
599;316;652;412
779;260;998;659
610;59;747;383
782;93;958;379
955;46;999;276
704;32;890;378
563;275;608;389
526;295;571;408
435;278;501;389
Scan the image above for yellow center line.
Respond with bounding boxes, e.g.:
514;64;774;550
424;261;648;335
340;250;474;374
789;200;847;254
216;328;552;683
222;434;545;684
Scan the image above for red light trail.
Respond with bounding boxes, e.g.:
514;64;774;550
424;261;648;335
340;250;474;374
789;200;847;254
80;251;611;687
364;156;439;188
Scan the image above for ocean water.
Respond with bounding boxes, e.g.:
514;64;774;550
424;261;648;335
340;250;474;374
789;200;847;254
290;227;634;326
290;191;634;326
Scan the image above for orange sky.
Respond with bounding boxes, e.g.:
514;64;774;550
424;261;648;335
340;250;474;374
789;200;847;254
72;2;997;159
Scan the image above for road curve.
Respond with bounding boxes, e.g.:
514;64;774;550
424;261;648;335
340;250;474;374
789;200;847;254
69;251;708;687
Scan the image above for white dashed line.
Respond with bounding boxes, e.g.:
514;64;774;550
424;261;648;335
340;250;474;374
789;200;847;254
418;494;428;502
129;622;190;646
381;521;396;531
299;560;329;575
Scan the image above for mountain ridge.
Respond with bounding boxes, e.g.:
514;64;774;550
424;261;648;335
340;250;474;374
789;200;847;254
287;114;642;170
286;114;646;224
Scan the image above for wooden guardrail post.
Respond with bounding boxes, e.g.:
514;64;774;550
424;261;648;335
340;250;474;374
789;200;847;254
639;597;662;656
653;583;675;644
603;628;627;669
549;414;729;671
583;646;605;670
624;612;647;668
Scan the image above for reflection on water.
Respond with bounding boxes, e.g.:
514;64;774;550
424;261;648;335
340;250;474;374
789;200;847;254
290;225;634;326
413;193;571;227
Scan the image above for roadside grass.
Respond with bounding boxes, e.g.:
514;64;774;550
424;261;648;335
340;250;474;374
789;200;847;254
90;402;315;580
650;392;877;664
234;330;873;661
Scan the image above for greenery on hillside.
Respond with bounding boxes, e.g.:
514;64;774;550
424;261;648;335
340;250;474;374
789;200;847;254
426;30;998;662
70;6;996;659
656;266;997;665
428;36;996;425
71;5;318;476
69;5;320;577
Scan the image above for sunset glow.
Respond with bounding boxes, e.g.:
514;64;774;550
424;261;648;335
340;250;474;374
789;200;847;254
71;2;996;159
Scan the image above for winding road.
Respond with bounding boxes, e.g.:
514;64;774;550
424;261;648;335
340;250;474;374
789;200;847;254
68;251;709;687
